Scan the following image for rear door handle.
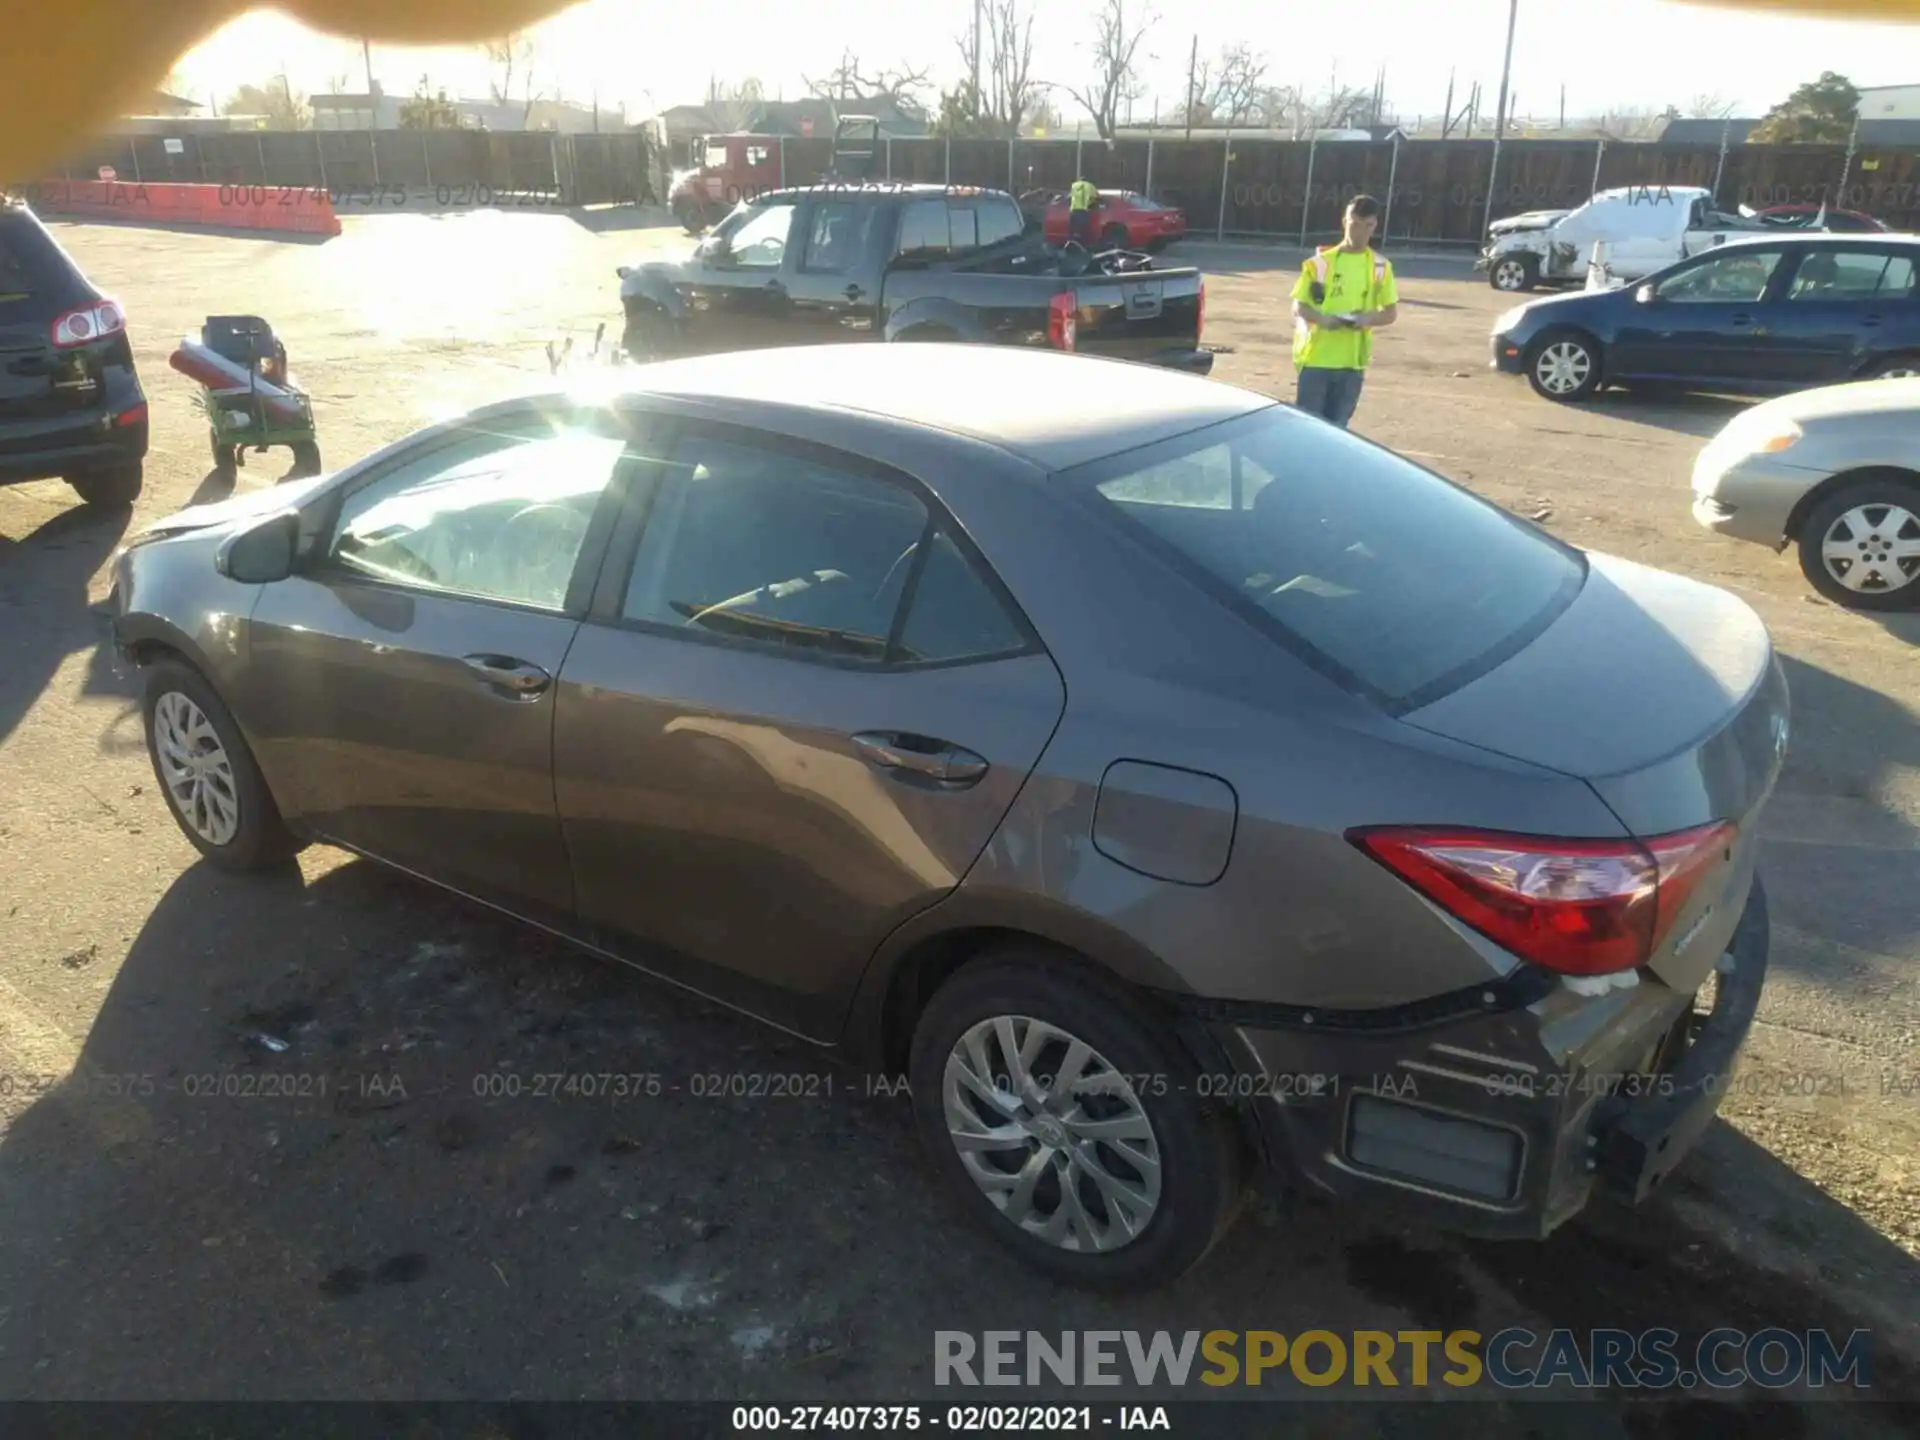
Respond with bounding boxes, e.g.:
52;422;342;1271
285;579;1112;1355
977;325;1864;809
1728;312;1752;326
1861;314;1883;327
851;731;988;786
462;653;551;698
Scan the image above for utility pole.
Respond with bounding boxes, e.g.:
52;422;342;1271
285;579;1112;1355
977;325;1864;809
1184;34;1198;142
1441;67;1456;138
362;36;374;92
1559;83;1566;131
1493;0;1518;141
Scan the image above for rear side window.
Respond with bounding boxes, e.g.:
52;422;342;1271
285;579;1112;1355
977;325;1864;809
897;201;951;260
1064;407;1586;711
1787;250;1915;300
622;432;1031;667
974;198;1026;248
0;212;71;296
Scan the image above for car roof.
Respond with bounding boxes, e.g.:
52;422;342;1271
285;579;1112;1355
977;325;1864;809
1714;230;1920;249
558;344;1269;471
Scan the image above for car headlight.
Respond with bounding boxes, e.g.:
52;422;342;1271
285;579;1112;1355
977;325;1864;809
1493;305;1527;333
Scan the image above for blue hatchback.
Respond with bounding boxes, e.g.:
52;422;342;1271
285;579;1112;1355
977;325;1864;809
1491;234;1920;403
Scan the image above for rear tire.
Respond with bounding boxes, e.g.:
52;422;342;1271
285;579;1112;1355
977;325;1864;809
288;440;322;479
142;659;303;870
1525;328;1603;402
1490;253;1539;292
1861;354;1920;381
1102;222;1129;251
673;197;705;235
67;462;143;509
1795;474;1920;611
908;951;1243;1291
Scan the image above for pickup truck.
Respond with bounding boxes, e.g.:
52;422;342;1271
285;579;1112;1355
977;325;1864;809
616;183;1212;374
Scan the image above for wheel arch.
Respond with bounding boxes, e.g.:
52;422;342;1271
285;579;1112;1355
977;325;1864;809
1853;349;1920;381
883;298;985;344
1782;464;1920;543
852;912;1276;1184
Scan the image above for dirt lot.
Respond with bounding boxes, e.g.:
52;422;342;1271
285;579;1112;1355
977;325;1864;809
0;206;1916;1426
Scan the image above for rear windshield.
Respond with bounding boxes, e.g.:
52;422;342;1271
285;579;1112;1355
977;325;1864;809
0;210;77;300
1062;406;1587;712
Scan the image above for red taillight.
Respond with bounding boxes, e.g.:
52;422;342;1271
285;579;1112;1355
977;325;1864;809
1196;277;1206;342
1349;822;1737;976
1048;290;1078;351
114;402;147;428
52;299;125;349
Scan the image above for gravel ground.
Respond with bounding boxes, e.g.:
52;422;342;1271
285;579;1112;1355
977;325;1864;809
0;207;1915;1428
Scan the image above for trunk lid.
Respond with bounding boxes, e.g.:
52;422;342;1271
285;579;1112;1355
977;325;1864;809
1400;553;1788;993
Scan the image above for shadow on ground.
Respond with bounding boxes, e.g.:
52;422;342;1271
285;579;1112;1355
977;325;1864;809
0;497;131;747
0;852;1913;1418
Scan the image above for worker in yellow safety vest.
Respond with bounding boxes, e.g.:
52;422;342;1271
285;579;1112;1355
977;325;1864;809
1289;194;1399;429
1067;177;1099;246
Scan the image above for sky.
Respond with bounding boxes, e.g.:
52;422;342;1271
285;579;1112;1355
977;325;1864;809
166;0;1918;128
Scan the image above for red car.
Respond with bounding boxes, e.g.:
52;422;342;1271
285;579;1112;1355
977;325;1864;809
1041;189;1187;250
1754;204;1889;233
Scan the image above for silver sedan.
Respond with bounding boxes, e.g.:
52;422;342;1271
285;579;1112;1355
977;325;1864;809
1692;377;1920;609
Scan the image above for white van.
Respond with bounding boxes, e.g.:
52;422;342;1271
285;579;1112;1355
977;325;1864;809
1479;185;1769;292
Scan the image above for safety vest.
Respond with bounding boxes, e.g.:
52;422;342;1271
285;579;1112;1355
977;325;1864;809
1308;245;1387;305
1069;180;1097;211
1296;245;1390;366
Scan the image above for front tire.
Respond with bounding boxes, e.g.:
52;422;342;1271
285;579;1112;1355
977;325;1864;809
1101;222;1129;251
142;659;303;870
908;952;1243;1291
67;462;143;508
1796;474;1920;610
1861;354;1920;381
1526;329;1603;402
1490;253;1539;292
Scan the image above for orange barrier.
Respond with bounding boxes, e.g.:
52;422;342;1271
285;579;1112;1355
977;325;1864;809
32;179;342;237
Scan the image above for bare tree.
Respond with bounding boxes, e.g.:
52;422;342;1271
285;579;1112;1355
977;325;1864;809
951;0;1046;136
224;80;309;129
1204;42;1269;126
706;77;765;133
484;32;543;124
804;48;932;119
1065;0;1155;140
1308;83;1374;131
1688;92;1738;120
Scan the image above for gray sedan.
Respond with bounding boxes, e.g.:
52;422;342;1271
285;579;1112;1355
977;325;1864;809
1692;376;1920;609
109;344;1784;1290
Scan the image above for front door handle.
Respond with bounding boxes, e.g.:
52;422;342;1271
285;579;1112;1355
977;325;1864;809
1861;314;1883;328
844;284;865;301
1728;312;1752;326
462;653;551;698
851;731;988;786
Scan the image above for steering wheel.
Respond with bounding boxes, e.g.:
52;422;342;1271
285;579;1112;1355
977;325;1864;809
499;503;587;604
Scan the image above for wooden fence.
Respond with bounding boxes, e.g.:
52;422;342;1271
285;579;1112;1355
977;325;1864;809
37;129;1920;241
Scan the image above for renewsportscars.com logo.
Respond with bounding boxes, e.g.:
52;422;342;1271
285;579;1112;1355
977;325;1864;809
934;1329;1873;1391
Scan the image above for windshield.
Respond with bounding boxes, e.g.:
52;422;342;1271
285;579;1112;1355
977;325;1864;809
1062;407;1587;711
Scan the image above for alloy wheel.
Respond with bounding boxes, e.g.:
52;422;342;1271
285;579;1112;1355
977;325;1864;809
942;1016;1163;1253
1535;340;1593;395
1493;259;1527;290
1820;501;1920;595
152;690;241;846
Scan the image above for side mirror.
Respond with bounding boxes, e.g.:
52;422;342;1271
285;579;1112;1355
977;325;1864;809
215;511;299;585
1635;283;1657;305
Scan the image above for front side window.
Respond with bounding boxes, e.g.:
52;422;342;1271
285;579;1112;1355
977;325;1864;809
724;202;796;268
329;417;630;611
1655;249;1785;303
704;143;728;170
1064;406;1585;710
622;432;1029;666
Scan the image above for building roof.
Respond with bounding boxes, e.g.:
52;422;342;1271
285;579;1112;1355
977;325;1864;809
655;95;928;139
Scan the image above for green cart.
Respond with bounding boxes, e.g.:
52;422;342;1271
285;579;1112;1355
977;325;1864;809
194;315;322;482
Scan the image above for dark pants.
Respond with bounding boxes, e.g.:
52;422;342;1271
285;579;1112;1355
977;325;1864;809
1068;208;1092;243
1295;365;1366;428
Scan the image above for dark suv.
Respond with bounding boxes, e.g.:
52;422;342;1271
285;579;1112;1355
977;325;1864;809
0;197;147;507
